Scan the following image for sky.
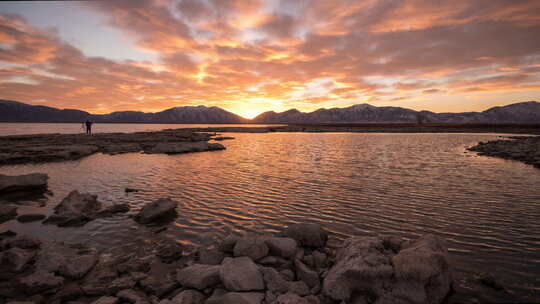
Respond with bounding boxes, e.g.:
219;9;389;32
1;0;540;118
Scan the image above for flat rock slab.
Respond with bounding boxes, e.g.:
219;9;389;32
0;130;226;166
0;173;48;194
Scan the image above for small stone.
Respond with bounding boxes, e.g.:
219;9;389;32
295;260;320;289
117;289;150;304
221;292;265;304
170;289;206;304
91;296;119;304
288;281;310;296
134;198;178;225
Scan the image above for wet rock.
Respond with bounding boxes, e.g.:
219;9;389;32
16;214;46;223
35;242;98;280
95;203;130;216
260;267;289;294
117;289;150;304
1;247;36;272
284;224;328;248
177;264;221;290
474;272;504;291
233;237;269;261
218;235;238;253
125;187;140;193
0;229;17;238
220;257;264;291
0;205;17;223
288;281;310;296
156;242;183;264
273;293;310;304
279;269;295;281
170;289;206;304
52;282;85;302
311;251;327;269
134;198;178;225
221;292;265;304
9;236;41;249
92;296;119;304
265;237;297;259
54;190;101;215
140;273;179;297
0;173;48;194
204;288;227;304
213;136;235;141
323;234;452;303
198;248;225;265
295;260;320;290
145;142;225;154
19;270;64;295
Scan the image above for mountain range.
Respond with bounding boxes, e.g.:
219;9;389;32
1;99;539;124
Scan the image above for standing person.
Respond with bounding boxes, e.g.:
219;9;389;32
85;119;93;135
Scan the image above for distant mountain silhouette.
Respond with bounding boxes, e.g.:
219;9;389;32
253;101;540;124
0;100;246;123
1;99;539;124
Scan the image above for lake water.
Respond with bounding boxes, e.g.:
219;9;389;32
0;128;539;302
0;123;282;136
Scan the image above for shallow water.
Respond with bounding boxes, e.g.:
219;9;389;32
1;132;539;302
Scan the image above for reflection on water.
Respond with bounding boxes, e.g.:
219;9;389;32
1;133;539;302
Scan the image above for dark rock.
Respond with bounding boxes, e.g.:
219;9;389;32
169;289;206;304
134;198;178;225
19;270;64;295
54;190;101;215
16;214;46;223
91;296;119;304
218;235;238;253
273;293;310;304
117;289;150;304
140;273;179;297
125;188;140;193
9;236;41;249
177;264;221;290
284;224;328;248
0;173;48;194
295;260;320;290
233;237;269;261
221;292;265;304
265;237;297;259
475;272;505;291
0;205;17;223
260;267;288;294
156;242;183;264
1;247;36;272
198;248;225;265
144;142;225;154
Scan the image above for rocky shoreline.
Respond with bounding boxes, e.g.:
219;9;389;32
467;136;540;169
0;130;226;166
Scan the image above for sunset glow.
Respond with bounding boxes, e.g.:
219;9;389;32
1;0;540;117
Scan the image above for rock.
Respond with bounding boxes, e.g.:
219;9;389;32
0;173;48;194
233;237;269;261
125;188;140;193
204;288;227;304
19;270;64;294
16;214;46;223
170;289;206;304
1;247;36;272
52;282;85;302
145;142;225;154
265;237;297;259
284;224;328;248
0;205;17;223
59;252;99;279
220;257;264;291
177;264;221;290
198;248;225;265
273;293;310;304
140;274;179;297
54;190;101;215
156;243;183;263
311;251;327;269
474;272;504;291
295;260;320;290
117;289;150;304
279;269;295;281
218;235;238;253
42;214;92;227
288;281;310;296
35;242;98;280
213;136;235;141
134;198;178;225
92;296;119;304
260;267;288;294
323;235;452;303
221;292;265;304
9;236;41;249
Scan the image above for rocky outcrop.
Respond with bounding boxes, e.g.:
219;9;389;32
0;173;48;194
0;223;454;304
468;136;540;169
323;234;452;303
43;191;130;227
0;130;228;166
134;198;177;225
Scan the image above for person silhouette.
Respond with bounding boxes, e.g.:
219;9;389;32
85;119;93;135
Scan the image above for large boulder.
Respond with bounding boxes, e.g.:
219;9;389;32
322;235;452;303
176;264;221;290
220;257;264;291
134;198;178;225
284;224;327;248
54;190;101;215
0;173;48;194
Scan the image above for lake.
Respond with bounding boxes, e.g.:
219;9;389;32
0;127;539;302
